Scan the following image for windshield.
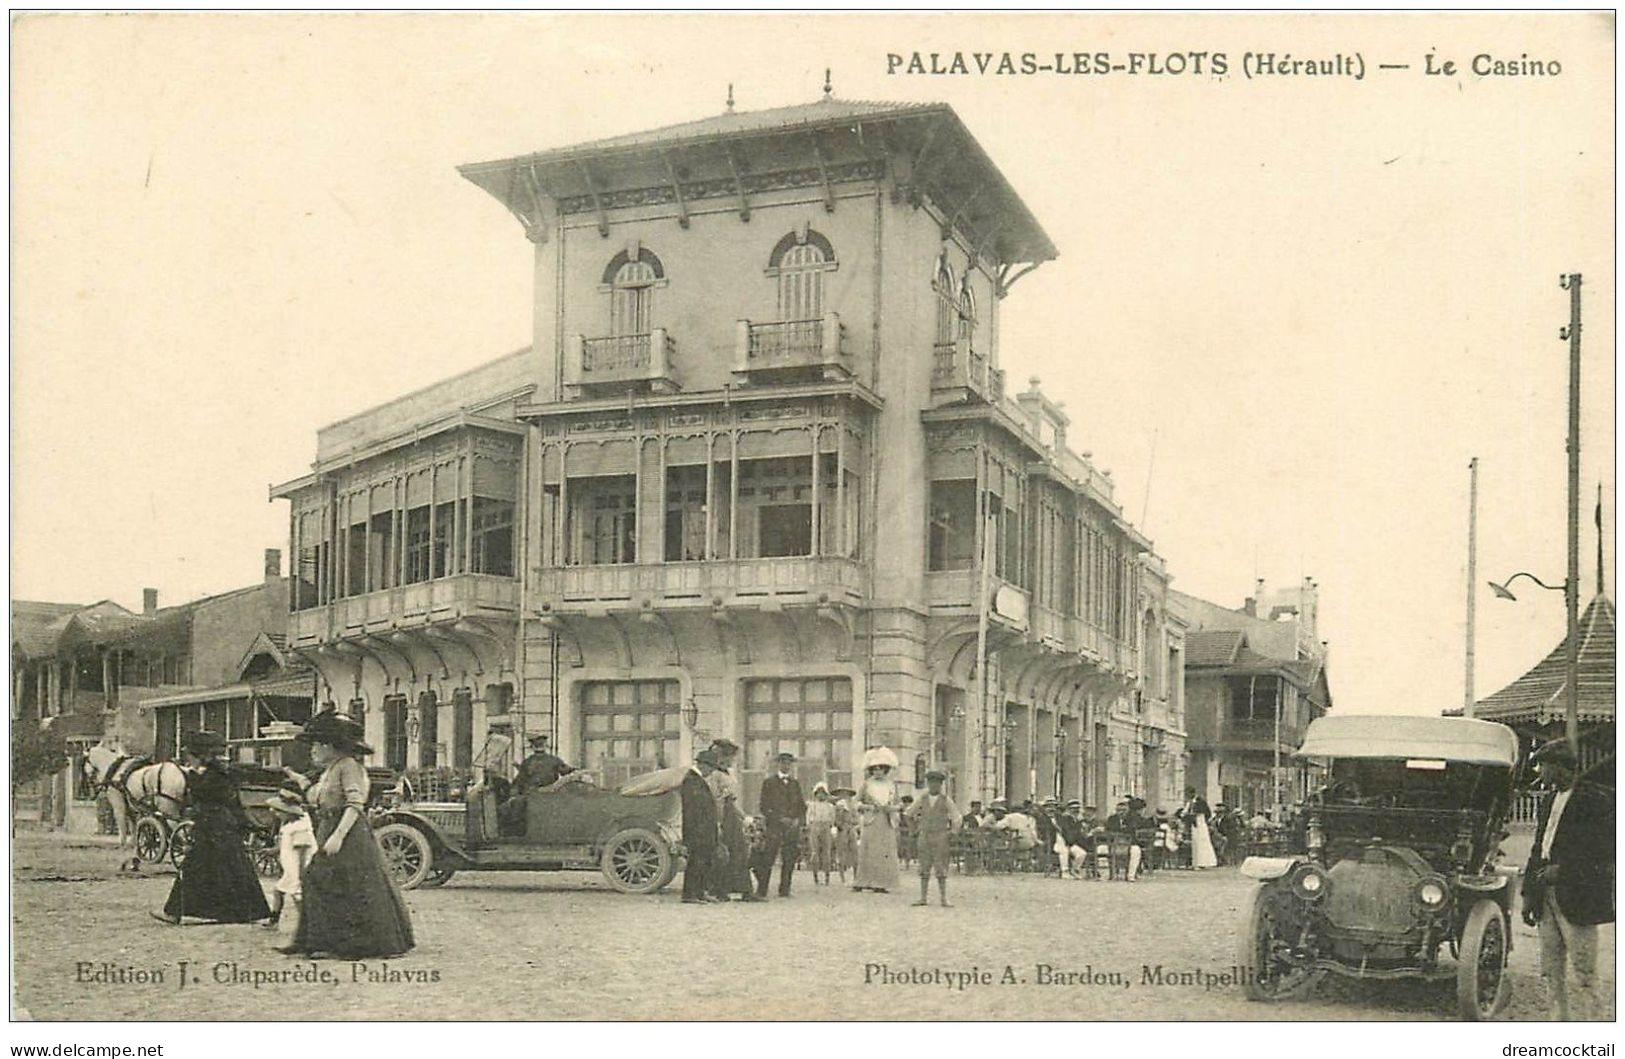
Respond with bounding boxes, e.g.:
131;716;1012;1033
1324;758;1511;812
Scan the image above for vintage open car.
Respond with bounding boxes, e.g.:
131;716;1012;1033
371;772;685;894
1237;715;1520;1021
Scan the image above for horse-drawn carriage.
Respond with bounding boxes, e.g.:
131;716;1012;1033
85;745;395;875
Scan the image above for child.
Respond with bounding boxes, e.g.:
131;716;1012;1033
904;769;960;907
261;782;316;932
805;783;838;885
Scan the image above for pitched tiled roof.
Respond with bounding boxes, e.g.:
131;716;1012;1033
459;97;1057;266
11;600;82;658
524;98;940;159
1185;630;1244;667
1468;595;1615;726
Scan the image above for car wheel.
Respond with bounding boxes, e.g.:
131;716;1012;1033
1457;899;1509;1021
1238;884;1320;1001
601;827;672;894
168;820;195;868
133;816;168;864
374;823;434;890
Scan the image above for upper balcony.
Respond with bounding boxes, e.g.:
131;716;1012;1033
930;337;1005;407
1210;716;1305;753
288;573;520;649
534;556;866;616
564;330;678;396
733;313;851;383
926;571;1138;675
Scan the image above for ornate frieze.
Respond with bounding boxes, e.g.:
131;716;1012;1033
556;160;886;216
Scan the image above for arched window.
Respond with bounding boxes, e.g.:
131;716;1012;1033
601;248;665;336
768;229;836;322
934;261;958;347
957;282;977;344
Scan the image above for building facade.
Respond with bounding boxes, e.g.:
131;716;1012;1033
10;549;300;831
1173;580;1332;815
272;96;1184;811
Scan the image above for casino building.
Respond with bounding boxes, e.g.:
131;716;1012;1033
271;92;1185;811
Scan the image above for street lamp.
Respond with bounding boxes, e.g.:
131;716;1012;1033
1486;572;1566;601
1482;273;1583;757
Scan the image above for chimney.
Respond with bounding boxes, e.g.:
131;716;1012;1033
264;548;282;581
1242;597;1257;618
142;588;158;616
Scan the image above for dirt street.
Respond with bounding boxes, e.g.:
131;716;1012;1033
11;833;1612;1021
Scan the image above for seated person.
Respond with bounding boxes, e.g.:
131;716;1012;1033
499;734;576;834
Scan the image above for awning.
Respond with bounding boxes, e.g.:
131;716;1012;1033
1297;715;1518;767
138;672;314;711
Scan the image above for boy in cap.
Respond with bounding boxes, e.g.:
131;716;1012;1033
905;769;960;906
261;782;317;932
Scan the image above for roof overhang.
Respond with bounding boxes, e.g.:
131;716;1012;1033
459;101;1057;268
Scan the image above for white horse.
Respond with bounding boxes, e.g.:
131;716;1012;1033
82;743;188;870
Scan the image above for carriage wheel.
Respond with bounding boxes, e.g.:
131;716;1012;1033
168;820;195;868
374;823;434;890
601;827;672;894
133;816;168;864
1238;885;1321;1001
252;846;282;879
1456;900;1509;1021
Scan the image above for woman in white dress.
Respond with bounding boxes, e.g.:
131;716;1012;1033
853;748;900;893
1184;787;1218;869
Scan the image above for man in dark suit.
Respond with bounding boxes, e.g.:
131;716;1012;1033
680;750;723;904
755;751;807;898
1520;739;1614;1020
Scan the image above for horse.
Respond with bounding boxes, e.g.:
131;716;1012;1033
82;743;188;871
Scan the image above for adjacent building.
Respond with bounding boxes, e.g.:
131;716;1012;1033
1173;579;1333;814
271;94;1185;811
9;550;307;831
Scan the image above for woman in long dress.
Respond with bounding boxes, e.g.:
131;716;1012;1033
151;730;272;925
280;712;414;958
1184;787;1218;869
853;754;900;893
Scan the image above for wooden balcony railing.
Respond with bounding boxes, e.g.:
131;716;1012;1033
534;556;867;611
287;573;520;647
734;313;849;380
565;329;677;392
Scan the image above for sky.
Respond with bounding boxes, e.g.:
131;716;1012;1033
10;12;1615;716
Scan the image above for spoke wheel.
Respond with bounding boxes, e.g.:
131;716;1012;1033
132;816;168;864
601;827;672;894
374;823;434;890
1238;884;1321;1001
1457;900;1509;1021
168;820;195;868
252;845;282;879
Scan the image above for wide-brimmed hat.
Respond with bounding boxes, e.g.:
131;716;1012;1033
709;737;740;755
296;711;373;755
812;781;830;796
263;781;306;814
526;733;550;746
862;746;899;771
1529;739;1578;766
830;786;857;798
181;730;226;757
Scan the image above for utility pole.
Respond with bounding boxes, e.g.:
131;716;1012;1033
1465;457;1478;716
1561;274;1582;755
975;492;995;801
